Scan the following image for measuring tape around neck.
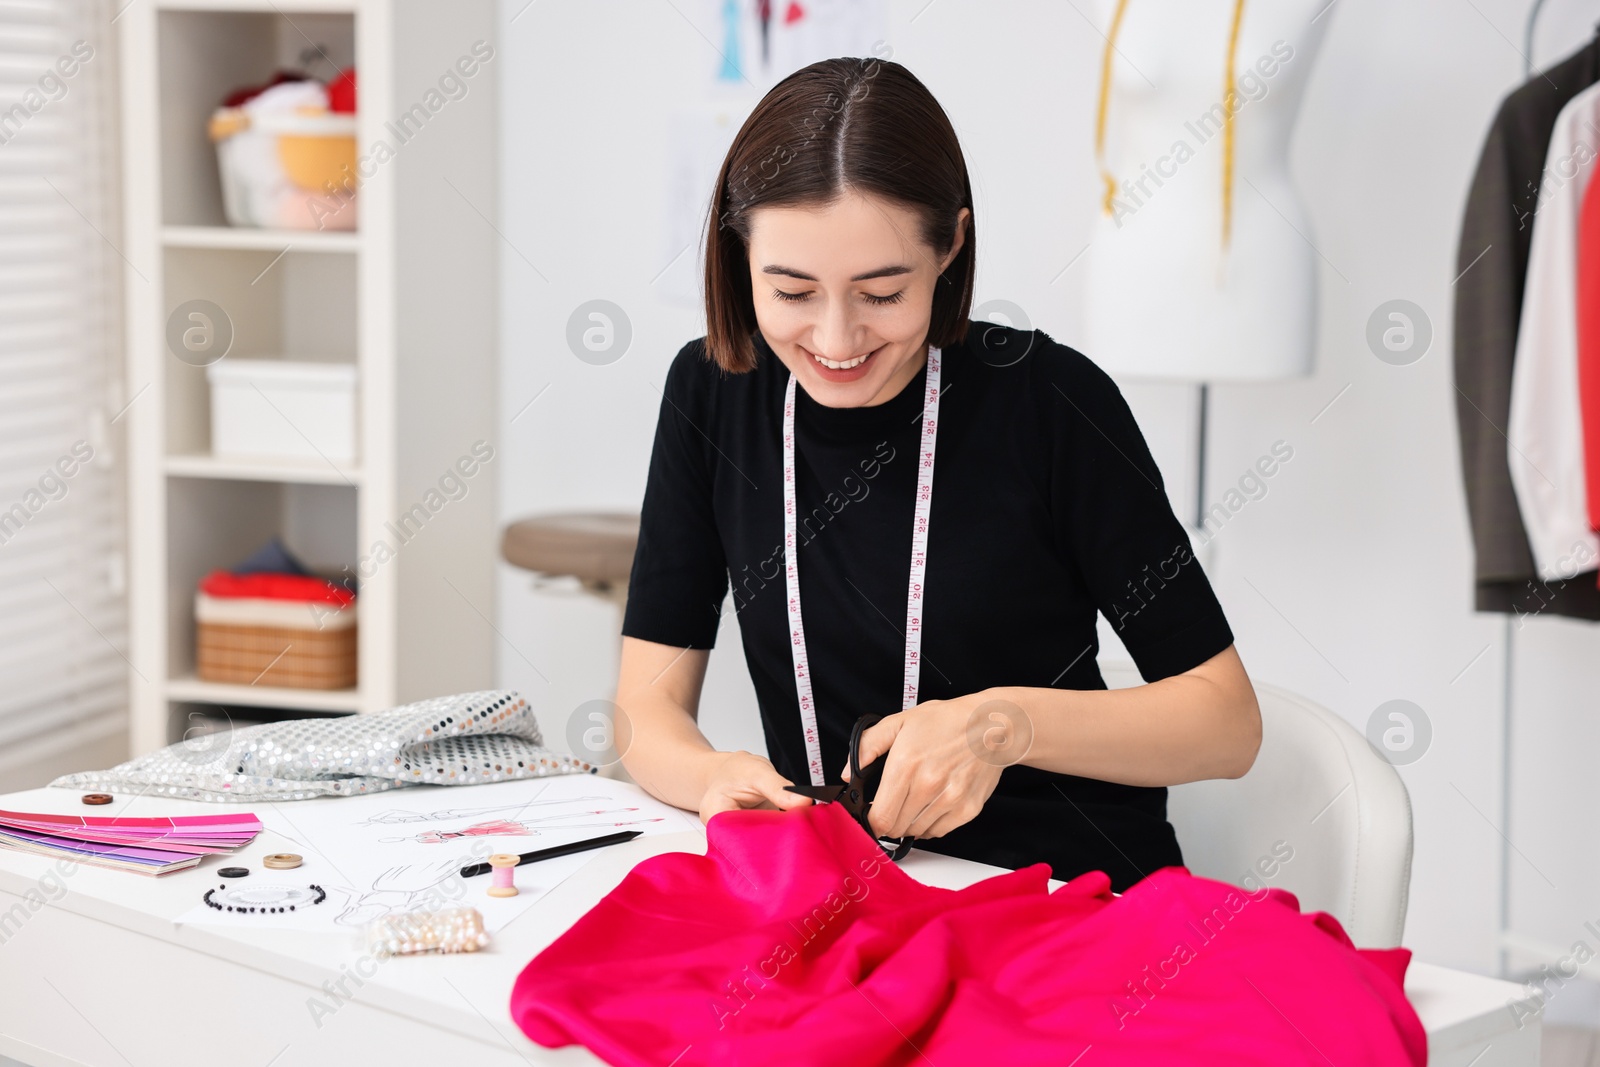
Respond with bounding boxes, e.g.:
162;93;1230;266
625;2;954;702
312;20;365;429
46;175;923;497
782;346;943;787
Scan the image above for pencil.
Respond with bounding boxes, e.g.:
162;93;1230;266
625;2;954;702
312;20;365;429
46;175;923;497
458;829;643;878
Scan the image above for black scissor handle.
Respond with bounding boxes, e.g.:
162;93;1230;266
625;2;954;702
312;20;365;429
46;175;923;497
850;714;914;861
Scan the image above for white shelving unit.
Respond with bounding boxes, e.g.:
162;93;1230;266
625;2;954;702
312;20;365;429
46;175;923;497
160;224;363;253
119;0;499;754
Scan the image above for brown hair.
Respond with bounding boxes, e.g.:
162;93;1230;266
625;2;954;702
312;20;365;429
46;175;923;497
703;56;976;374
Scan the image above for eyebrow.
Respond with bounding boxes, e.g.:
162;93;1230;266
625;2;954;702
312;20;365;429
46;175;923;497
761;264;914;282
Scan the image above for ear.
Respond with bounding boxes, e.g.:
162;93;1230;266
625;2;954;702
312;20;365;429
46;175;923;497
939;207;971;273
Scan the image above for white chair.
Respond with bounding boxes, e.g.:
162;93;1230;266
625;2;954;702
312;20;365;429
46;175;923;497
1099;662;1413;948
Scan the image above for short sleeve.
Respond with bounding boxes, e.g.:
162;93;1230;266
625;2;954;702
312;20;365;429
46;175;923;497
620;342;730;649
1040;341;1235;682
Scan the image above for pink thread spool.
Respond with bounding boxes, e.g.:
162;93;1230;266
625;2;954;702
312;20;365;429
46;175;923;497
486;854;519;898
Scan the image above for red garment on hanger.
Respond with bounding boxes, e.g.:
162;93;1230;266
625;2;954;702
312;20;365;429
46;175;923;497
510;800;1425;1066
1577;163;1600;538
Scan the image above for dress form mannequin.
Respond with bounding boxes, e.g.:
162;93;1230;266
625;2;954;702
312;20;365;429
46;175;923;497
1084;0;1332;381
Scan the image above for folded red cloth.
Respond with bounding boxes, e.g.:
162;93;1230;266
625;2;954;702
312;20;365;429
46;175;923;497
198;570;355;606
510;800;1425;1066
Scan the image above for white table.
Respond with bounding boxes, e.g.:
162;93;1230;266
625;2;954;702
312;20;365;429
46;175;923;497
0;783;1539;1066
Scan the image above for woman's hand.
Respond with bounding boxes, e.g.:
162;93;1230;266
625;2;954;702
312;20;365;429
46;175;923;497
846;690;1025;840
698;749;815;824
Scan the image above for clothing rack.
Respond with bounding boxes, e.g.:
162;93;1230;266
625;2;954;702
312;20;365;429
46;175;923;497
1494;0;1573;982
1524;0;1552;68
1491;0;1544;989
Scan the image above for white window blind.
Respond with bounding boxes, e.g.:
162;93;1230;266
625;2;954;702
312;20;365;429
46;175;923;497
0;0;128;775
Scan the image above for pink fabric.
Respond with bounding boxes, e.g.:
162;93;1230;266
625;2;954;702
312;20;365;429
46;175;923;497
511;801;1425;1066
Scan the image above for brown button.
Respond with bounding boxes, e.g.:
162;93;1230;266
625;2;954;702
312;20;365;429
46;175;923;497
81;793;113;805
263;853;303;870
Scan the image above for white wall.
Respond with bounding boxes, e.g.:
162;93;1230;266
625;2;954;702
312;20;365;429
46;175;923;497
495;0;1600;976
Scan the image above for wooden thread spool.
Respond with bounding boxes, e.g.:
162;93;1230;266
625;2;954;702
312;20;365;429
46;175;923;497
486;854;520;898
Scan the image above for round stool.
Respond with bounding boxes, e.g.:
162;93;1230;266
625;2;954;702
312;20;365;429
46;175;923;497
501;512;641;783
501;511;639;611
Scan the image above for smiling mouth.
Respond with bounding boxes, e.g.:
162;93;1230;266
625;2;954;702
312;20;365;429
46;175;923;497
806;344;881;371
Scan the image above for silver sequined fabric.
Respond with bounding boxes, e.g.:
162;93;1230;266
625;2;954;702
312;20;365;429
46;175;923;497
50;691;595;802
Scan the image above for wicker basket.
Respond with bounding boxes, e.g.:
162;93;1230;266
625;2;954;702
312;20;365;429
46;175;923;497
196;620;357;689
194;586;357;690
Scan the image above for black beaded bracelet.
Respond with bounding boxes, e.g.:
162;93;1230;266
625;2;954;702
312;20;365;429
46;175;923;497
203;883;326;914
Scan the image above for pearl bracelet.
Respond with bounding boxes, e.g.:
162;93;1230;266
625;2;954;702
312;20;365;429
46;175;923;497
363;906;491;956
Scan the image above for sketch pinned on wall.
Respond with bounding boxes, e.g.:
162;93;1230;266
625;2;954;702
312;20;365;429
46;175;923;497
708;0;889;90
763;0;889;87
719;0;745;82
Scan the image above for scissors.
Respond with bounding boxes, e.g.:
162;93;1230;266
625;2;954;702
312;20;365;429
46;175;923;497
783;713;914;861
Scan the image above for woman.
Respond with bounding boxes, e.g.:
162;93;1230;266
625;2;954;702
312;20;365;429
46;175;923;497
614;57;1260;892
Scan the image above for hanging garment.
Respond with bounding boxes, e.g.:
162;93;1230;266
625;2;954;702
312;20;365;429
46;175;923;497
509;800;1425;1067
1454;33;1600;617
1508;81;1600;583
1577;144;1600;535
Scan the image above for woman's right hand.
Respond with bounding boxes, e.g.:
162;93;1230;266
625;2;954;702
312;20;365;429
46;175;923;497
698;750;815;824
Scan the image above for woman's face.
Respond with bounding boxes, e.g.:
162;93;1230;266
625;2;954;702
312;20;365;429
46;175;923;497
745;191;969;408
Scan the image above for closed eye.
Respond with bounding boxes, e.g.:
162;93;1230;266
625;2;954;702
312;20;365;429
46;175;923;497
770;289;906;306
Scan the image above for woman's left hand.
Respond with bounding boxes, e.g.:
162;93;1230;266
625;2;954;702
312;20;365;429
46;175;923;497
844;690;1025;840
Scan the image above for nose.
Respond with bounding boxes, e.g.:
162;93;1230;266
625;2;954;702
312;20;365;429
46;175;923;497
812;301;864;363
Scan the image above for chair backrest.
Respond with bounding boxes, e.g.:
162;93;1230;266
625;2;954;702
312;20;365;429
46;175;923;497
1099;662;1413;948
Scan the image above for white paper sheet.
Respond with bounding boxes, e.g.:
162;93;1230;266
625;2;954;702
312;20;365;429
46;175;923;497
174;773;700;935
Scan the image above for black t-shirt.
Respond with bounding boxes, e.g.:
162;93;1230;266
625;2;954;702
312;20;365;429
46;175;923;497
621;321;1235;891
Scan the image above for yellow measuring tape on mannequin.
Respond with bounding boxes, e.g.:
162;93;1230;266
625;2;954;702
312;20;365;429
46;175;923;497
1221;0;1245;248
1094;0;1132;218
1095;0;1248;249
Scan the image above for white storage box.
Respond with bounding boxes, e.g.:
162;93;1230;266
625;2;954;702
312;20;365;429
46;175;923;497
207;359;359;463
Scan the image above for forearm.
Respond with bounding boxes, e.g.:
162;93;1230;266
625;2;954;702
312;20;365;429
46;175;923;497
614;692;733;811
992;669;1260;787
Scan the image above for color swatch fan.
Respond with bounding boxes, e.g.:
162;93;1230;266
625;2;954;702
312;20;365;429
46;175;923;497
0;809;262;876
